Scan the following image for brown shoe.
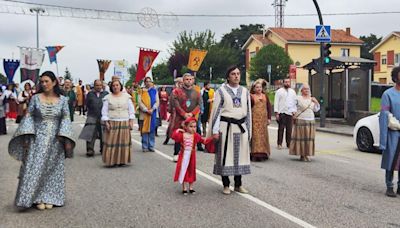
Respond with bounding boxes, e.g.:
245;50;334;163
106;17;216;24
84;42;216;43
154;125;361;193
234;186;249;194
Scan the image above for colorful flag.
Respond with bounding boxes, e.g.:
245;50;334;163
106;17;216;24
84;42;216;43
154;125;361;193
97;59;112;81
20;47;45;83
46;46;64;64
3;59;20;83
187;49;207;72
135;48;159;82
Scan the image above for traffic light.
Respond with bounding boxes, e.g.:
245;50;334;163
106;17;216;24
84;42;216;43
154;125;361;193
323;43;332;64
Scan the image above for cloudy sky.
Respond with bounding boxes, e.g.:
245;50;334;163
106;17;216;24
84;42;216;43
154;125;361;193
0;0;399;84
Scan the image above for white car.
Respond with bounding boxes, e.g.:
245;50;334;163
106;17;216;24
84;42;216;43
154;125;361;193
353;113;380;152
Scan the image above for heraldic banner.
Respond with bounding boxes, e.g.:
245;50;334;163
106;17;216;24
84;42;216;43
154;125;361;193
46;46;64;63
97;59;112;81
3;59;20;83
187;49;207;72
20;47;45;83
135;48;159;82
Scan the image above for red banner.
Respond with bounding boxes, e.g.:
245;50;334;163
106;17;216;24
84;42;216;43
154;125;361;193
135;48;159;82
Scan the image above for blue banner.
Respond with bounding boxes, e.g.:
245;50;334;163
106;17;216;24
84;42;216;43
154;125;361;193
3;59;20;83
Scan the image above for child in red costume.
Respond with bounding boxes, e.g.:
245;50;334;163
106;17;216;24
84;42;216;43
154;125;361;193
172;117;211;195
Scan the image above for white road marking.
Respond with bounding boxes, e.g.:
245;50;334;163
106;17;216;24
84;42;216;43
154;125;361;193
130;138;316;228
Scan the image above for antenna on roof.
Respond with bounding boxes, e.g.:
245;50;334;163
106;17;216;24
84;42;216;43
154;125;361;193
272;0;288;28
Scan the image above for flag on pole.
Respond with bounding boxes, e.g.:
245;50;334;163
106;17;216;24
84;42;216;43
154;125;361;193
3;59;20;83
135;48;159;82
97;59;112;81
20;47;45;83
46;46;64;64
187;49;207;72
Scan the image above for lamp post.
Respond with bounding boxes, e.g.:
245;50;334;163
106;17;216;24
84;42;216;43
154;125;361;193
312;0;326;128
30;7;45;49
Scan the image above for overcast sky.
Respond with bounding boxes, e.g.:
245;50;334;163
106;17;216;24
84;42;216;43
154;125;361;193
0;0;399;84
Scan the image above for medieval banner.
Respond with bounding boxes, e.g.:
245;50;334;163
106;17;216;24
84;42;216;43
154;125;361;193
187;49;207;72
3;59;20;83
135;48;159;82
97;59;112;81
20;47;45;83
46;46;64;63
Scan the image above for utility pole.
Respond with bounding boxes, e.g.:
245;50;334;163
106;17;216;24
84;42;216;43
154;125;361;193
312;0;326;127
272;0;287;28
30;7;45;49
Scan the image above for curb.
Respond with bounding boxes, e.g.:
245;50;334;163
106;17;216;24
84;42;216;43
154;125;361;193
316;127;353;137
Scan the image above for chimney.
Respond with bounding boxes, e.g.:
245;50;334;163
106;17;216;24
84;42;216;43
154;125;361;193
346;27;351;36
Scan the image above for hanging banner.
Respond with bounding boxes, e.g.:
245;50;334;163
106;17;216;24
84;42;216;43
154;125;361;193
97;59;112;81
20;47;45;83
135;48;159;82
46;45;64;64
113;60;129;84
187;49;207;72
3;59;20;83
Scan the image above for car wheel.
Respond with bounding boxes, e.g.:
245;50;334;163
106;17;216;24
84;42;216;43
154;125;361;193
356;127;374;152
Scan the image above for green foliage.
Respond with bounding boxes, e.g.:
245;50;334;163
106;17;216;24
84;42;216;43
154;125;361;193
220;24;264;82
370;97;380;113
125;64;137;87
249;44;293;82
200;43;240;82
153;62;174;85
64;67;73;81
220;24;264;49
0;72;7;84
359;34;382;60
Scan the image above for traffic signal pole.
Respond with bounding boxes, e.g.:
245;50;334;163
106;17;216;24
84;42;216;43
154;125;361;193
312;0;326;127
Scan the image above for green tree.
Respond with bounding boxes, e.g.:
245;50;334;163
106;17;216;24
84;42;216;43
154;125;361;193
359;34;382;60
200;43;240;82
64;67;73;81
125;64;137;87
220;24;264;82
168;30;216;77
0;72;7;85
152;62;174;85
249;44;293;82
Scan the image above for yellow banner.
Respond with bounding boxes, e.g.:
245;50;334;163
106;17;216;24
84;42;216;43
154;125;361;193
187;49;208;72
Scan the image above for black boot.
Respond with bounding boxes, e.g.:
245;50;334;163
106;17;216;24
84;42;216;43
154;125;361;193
386;187;397;197
397;188;400;195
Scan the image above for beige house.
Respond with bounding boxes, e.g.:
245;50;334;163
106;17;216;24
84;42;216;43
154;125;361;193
242;27;363;85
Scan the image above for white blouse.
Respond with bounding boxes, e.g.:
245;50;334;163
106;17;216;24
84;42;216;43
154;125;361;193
101;95;135;121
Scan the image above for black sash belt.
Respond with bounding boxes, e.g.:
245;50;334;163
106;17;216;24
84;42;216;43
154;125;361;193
220;116;246;166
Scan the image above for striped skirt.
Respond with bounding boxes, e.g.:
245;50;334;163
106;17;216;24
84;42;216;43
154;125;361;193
289;119;316;157
102;120;131;166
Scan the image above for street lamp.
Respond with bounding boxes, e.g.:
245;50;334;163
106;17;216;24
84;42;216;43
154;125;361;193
30;7;45;48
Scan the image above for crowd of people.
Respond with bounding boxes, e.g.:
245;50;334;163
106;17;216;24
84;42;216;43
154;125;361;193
6;65;400;211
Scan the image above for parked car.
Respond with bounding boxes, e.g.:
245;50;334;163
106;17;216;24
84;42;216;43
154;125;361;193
353;113;380;152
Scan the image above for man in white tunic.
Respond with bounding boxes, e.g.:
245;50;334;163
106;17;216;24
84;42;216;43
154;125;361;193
208;66;252;195
274;78;297;149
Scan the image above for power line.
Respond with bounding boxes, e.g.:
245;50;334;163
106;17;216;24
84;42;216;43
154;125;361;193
0;0;400;19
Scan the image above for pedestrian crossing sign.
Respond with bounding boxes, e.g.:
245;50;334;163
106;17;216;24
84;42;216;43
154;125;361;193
315;25;331;42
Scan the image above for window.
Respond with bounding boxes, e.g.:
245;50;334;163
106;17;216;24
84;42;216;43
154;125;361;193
395;53;400;66
382;55;387;65
341;48;350;57
250;51;256;58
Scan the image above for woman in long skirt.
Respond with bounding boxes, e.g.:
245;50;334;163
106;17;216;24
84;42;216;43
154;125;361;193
101;80;135;167
289;83;320;162
8;71;75;210
250;79;272;161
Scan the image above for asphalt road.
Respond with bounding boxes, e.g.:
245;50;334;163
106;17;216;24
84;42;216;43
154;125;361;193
1;115;400;228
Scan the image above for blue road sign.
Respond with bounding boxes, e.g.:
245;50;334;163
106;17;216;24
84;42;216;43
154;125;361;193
315;25;331;42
